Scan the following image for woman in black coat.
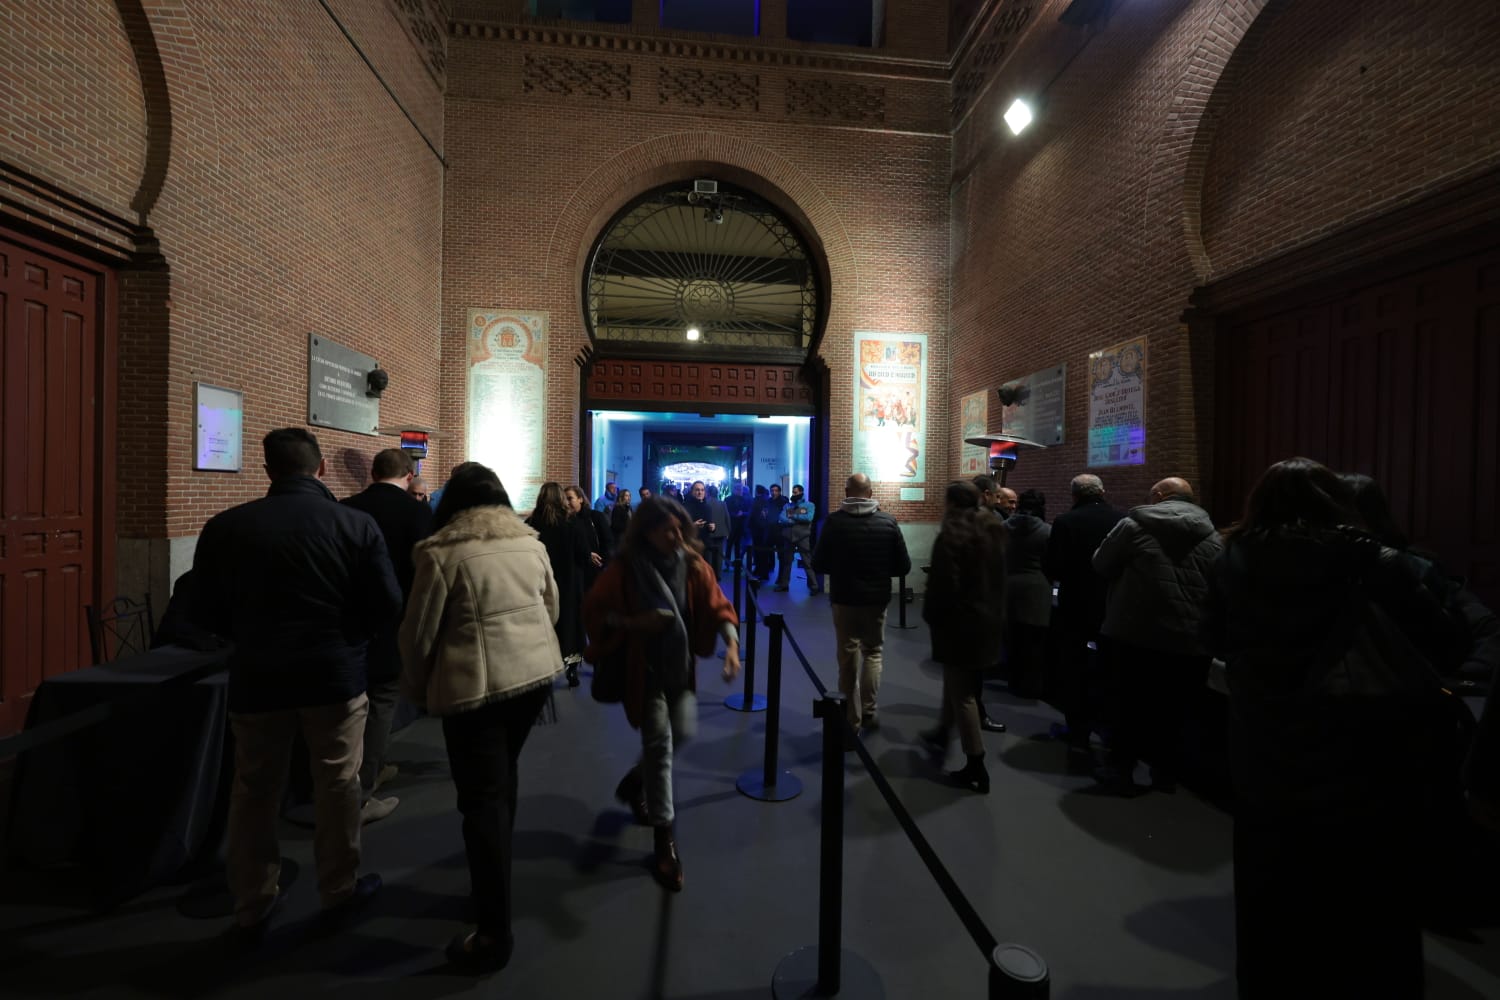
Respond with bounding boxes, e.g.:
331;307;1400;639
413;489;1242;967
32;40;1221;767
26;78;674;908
1207;457;1466;997
920;481;1008;793
527;482;592;687
1003;489;1051;698
610;489;633;544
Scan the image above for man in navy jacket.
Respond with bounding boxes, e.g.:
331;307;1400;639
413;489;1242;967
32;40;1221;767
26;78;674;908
193;428;401;941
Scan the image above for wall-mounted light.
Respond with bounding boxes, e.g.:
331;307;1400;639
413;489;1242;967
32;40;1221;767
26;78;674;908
1004;98;1034;135
685;326;702;342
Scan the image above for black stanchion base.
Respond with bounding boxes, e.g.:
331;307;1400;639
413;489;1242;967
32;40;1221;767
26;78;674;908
724;692;768;712
736;768;803;802
773;946;884;999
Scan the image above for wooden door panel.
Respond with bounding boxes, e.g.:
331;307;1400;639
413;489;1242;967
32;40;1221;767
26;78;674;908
1215;244;1500;610
1;236;99;734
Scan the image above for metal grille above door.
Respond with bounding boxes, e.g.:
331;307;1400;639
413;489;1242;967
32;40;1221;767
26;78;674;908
584;181;821;362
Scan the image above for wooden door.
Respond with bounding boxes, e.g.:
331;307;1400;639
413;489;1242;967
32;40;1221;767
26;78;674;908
1214;245;1500;608
1;235;103;734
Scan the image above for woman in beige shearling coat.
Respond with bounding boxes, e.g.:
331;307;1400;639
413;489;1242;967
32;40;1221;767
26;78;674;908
398;463;561;973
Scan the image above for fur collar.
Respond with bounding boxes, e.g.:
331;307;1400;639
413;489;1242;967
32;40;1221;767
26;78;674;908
419;505;537;550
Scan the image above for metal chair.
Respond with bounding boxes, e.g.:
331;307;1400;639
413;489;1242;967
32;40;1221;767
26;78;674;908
85;594;155;663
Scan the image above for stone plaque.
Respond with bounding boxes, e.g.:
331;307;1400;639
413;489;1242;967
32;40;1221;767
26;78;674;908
307;334;380;436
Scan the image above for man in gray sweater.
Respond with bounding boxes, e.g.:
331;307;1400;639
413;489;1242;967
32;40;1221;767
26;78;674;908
1091;477;1222;795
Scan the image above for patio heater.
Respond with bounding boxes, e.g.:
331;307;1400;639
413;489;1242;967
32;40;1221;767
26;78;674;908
963;433;1046;487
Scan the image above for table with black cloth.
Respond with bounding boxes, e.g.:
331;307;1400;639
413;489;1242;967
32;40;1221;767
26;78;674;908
6;644;233;905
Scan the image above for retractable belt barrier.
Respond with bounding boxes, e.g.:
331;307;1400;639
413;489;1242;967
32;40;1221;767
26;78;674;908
740;580;1050;998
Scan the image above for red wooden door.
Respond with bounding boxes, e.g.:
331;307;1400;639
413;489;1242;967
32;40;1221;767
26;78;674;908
1;235;101;734
1214;245;1500;609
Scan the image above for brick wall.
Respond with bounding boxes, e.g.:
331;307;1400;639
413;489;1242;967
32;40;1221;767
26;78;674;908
949;0;1499;518
442;28;954;522
2;1;448;544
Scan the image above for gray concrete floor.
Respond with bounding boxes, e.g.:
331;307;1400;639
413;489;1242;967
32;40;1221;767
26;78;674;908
2;584;1498;998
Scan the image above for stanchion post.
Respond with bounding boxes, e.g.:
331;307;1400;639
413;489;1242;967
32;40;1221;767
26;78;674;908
893;575;919;630
763;614;785;786
815;692;846;995
726;574;766;712
736;613;802;802
988;944;1051;998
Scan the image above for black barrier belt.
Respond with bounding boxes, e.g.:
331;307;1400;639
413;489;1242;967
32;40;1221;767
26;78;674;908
780;627;829;697
0;654;230;758
778;615;999;960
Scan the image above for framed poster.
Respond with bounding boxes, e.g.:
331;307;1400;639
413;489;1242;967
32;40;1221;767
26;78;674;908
467;309;548;512
853;332;927;482
194;382;243;472
1087;338;1147;467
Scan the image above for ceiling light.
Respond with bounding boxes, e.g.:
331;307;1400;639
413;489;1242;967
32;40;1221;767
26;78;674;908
685;327;701;341
1004;98;1033;135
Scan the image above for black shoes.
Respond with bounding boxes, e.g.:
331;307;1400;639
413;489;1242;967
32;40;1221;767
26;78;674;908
652;824;684;892
615;766;650;825
446;930;514;974
979;714;1008;734
948;754;991;794
223;891;284;952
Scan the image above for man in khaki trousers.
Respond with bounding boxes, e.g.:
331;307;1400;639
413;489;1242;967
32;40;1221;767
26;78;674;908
193;428;402;942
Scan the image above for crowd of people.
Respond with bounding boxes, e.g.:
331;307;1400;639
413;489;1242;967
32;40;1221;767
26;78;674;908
184;428;1498;990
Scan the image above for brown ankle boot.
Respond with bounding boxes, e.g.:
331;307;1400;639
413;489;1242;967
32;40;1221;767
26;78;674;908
652;824;683;892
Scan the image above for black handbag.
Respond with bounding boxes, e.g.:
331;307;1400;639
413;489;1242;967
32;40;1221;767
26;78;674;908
590;646;626;703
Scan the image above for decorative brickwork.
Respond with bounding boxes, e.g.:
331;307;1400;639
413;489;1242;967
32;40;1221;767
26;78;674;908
387;0;451;87
657;66;759;113
950;1;1035;121
584;359;815;411
521;53;632;101
785;78;885;124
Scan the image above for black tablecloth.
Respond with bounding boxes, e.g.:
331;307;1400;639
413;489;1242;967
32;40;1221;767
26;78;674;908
7;645;233;904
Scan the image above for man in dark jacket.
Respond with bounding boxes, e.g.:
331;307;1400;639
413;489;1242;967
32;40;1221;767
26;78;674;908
1043;474;1125;762
342;447;434;820
1092;477;1222;794
747;485;775;580
811;473;911;743
193;428;401;941
683;480;730;576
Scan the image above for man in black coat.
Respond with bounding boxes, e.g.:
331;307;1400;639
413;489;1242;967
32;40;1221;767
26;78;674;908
683;480;730;576
343;448;434;820
811;473;911;744
193;428;400;941
1042;473;1124;762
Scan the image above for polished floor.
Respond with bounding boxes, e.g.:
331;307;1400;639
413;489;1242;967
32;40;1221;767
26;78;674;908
2;584;1498;999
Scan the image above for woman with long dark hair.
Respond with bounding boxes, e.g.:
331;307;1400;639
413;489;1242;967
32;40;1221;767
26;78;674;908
527;481;591;687
610;488;633;542
565;484;612;584
1208;457;1467;996
1004;488;1051;699
399;464;561;973
582;497;739;891
920;481;1008;793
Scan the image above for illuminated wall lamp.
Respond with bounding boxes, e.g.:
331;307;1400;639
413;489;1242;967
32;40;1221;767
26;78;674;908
685;326;702;342
1004;98;1034;135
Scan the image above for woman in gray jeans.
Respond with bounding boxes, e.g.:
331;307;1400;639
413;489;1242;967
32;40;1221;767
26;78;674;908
583;496;740;891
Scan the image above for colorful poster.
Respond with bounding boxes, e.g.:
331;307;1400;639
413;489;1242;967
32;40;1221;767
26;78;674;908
467;309;548;511
959;390;988;476
1087;337;1147;467
853;332;927;482
1000;364;1067;446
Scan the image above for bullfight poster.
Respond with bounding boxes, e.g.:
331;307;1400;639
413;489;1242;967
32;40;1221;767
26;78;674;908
853;332;927;482
467;309;548;511
1087;336;1147;468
